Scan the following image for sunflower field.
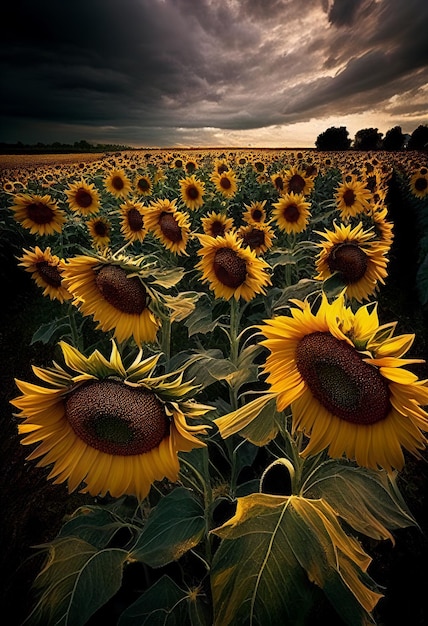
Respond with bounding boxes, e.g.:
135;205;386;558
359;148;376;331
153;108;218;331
1;148;428;626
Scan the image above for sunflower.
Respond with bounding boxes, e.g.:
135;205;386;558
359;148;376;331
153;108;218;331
242;200;267;226
11;341;211;500
211;170;238;198
18;246;72;303
272;192;311;234
270;171;286;193
213;158;230;175
409;170;428;200
259;294;428;472
315;221;388;302
179;174;206;211
134;174;153;197
87;216;112;249
10;193;66;236
282;166;314;196
144;198;190;255
184;158;198;174
237;223;275;256
61;252;161;344
200;211;234;237
104;168;132;198
335;177;372;220
120;199;146;243
196;231;271;301
369;205;394;250
65;179;101;215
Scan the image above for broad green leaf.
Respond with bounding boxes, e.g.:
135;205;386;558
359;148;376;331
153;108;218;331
58;505;137;549
303;460;417;541
27;537;128;626
322;272;347;298
130;487;205;567
215;393;279;445
117;575;188;626
211;494;381;626
185;300;222;336
31;317;71;345
272;278;321;311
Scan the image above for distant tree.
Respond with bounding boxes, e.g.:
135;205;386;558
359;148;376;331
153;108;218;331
382;126;405;151
353;128;383;150
407;125;428;151
315;126;352;150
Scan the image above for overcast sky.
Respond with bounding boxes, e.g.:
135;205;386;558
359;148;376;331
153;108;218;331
1;0;427;147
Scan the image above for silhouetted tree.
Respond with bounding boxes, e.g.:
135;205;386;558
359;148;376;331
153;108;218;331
382;126;405;151
315;126;351;150
353;128;383;150
407;125;428;151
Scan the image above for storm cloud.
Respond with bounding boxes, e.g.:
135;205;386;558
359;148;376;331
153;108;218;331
1;0;427;146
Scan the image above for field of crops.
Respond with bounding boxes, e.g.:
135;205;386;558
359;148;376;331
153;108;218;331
1;147;428;626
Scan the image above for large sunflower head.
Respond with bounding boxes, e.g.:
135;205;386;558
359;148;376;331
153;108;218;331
237;223;275;256
242;200;267;226
315;221;388;302
134;174;153;197
18;246;72;303
282;166;314;196
259;294;428;472
61;251;162;345
11;341;211;500
144;198;190;255
120;199;146;243
10;193;66;236
200;211;234;237
87;216;112;249
179;174;206;211
65;179;100;215
335;177;372;220
211;170;239;198
272;192;311;234
104;168;132;198
196;231;271;301
409;170;428;200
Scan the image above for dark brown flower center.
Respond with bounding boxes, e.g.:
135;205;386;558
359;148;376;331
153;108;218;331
95;265;148;314
65;380;169;455
210;221;226;237
283;204;300;223
159;212;182;242
241;228;265;250
137;177;151;192
75;188;93;208
328;242;368;283
186;185;200;200
213;247;247;288
274;176;284;191
343;188;356;206
127;208;144;232
112;175;125;191
186;162;196;173
220;176;232;190
415;177;428;192
217;163;229;174
251;208;263;222
295;332;390;425
93;220;110;236
27;201;55;224
37;261;62;288
287;174;305;194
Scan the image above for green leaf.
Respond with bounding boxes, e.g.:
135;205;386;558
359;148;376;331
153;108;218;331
117;575;188;626
185;300;222;336
215;393;280;446
130;487;205;567
272;278;321;311
322;272;347;298
31;316;71;345
211;494;381;626
58;505;137;549
303;460;417;540
27;537;128;626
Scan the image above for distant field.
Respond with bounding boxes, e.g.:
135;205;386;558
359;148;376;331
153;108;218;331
0;152;105;170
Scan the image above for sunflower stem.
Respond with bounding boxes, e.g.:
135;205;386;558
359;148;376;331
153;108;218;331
228;297;241;411
160;316;171;362
68;305;83;351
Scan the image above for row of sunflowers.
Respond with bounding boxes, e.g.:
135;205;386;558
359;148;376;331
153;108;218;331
2;147;428;625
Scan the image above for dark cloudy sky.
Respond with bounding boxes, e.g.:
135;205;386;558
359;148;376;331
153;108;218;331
1;0;427;147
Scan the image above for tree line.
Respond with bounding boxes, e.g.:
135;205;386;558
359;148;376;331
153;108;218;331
315;124;428;151
0;139;132;155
